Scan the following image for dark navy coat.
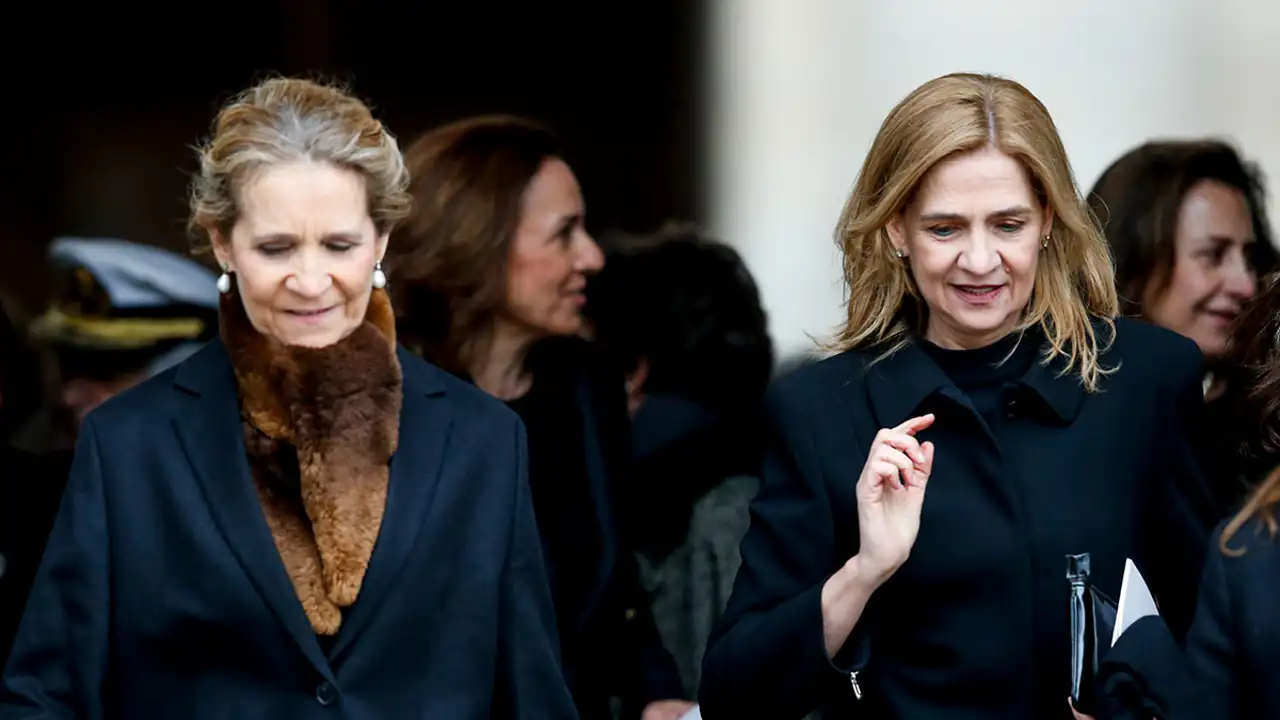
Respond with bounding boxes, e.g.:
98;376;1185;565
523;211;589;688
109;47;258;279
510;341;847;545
0;341;577;719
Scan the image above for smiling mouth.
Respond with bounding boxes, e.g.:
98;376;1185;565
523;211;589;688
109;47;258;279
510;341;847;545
953;284;1003;299
285;307;336;318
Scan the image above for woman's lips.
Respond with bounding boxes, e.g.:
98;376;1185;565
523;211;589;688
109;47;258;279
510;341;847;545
284;306;337;324
952;284;1004;304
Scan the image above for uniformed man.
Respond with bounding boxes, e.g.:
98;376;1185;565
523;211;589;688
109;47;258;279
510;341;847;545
28;237;220;428
2;238;218;663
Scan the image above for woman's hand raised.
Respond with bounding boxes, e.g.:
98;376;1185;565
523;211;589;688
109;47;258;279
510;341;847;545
854;414;935;585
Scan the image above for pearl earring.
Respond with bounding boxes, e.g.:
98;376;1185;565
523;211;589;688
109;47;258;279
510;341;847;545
894;248;905;259
372;261;387;289
1042;235;1050;249
216;268;231;294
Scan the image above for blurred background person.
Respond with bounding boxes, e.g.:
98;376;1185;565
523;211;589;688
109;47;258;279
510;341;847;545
15;237;220;452
0;301;42;449
585;222;773;698
388;115;692;720
0;302;70;668
1089;140;1280;514
1095;272;1280;720
1178;270;1280;718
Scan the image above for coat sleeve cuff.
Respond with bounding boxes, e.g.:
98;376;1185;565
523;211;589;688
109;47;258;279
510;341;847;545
800;578;872;679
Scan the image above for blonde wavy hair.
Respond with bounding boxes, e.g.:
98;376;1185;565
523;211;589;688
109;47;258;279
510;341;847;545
832;72;1119;391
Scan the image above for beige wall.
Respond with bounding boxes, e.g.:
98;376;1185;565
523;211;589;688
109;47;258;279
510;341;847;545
707;0;1280;360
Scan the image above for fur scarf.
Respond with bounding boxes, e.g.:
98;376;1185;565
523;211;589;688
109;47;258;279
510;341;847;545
220;287;402;635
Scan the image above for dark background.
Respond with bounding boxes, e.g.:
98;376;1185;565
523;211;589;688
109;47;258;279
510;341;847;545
0;1;705;317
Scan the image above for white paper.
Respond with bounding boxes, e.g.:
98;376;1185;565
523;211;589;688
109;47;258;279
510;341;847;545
1111;558;1160;646
677;706;702;720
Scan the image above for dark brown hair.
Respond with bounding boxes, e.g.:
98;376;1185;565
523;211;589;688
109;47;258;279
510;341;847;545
386;115;562;373
1087;139;1277;316
1221;271;1280;551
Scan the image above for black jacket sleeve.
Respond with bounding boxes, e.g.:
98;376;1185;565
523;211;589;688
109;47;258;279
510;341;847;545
699;380;869;720
491;421;580;719
1145;347;1216;641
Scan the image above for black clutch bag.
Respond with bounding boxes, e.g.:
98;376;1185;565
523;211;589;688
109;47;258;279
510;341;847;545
1067;553;1117;717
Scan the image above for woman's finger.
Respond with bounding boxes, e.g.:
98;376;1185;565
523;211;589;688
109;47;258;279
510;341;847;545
879;431;925;465
894;413;935;436
876;445;913;474
877;448;915;490
869;460;906;490
918;441;935;478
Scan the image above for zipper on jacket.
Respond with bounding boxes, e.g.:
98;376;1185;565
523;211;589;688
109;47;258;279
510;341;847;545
850;671;862;700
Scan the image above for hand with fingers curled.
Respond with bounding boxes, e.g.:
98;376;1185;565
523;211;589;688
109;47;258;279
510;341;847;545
854;414;935;586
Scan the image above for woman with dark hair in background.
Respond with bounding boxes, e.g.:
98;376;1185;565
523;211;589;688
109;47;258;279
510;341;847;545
1097;273;1280;720
388;115;691;720
585;223;774;698
1185;271;1280;717
1089;140;1279;513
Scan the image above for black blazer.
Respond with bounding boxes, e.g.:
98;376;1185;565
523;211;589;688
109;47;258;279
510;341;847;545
699;318;1216;720
1098;511;1280;720
1185;515;1280;718
0;341;577;719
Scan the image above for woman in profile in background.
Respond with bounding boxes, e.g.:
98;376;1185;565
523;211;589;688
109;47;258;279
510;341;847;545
1177;271;1280;718
699;73;1215;720
1089;140;1279;514
388;115;692;720
1097;273;1280;720
1;78;574;719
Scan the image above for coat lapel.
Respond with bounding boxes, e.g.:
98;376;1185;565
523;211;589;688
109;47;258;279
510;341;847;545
169;341;335;682
329;347;452;658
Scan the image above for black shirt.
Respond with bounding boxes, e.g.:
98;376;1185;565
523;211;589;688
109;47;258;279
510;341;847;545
505;367;600;635
920;330;1040;430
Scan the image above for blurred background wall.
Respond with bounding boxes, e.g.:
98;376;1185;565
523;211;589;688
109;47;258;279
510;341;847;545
707;0;1280;358
0;1;705;319
5;1;1280;365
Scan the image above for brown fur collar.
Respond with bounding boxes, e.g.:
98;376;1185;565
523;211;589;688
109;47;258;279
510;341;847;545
220;288;402;635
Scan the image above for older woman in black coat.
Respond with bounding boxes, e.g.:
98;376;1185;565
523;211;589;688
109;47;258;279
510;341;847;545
0;79;574;719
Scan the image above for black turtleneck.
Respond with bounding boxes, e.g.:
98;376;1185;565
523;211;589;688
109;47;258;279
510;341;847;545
919;330;1040;429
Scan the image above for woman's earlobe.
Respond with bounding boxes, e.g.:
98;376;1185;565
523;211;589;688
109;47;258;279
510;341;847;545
886;220;908;258
209;229;231;268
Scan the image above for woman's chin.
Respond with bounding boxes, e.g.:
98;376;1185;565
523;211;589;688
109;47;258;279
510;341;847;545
271;326;352;349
